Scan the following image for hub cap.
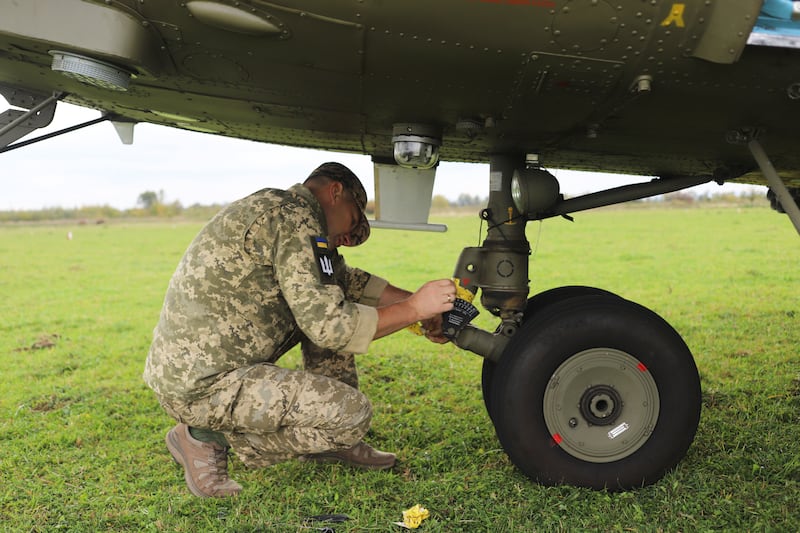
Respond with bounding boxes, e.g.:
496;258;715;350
543;348;660;463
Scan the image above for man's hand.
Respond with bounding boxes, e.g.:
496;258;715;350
413;279;455;343
420;314;449;344
407;279;456;320
374;279;456;340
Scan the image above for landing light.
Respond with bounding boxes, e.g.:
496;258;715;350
50;51;131;91
511;168;561;216
392;123;441;170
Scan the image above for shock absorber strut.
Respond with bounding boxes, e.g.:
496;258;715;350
454;155;530;318
449;156;530;362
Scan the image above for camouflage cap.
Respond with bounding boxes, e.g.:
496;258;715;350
307;162;370;246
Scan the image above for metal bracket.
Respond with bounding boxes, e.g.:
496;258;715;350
0;84;123;155
0;85;62;148
747;139;800;236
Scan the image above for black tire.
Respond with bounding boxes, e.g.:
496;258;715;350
481;286;619;419
489;294;701;490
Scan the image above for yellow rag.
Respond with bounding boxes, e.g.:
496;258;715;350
407;278;475;335
401;504;430;529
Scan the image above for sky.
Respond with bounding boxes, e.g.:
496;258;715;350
2;100;763;211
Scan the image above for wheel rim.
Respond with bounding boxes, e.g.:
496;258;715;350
543;348;660;463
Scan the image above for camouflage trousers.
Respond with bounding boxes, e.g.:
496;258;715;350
157;342;369;468
156;263;375;468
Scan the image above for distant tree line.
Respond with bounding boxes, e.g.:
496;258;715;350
0;188;769;223
430;193;488;210
0;190;222;223
642;188;767;206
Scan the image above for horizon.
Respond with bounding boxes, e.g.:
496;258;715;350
2;100;764;211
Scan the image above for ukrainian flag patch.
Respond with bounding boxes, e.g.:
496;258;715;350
310;236;335;284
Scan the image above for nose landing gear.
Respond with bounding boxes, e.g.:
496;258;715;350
453;154;702;490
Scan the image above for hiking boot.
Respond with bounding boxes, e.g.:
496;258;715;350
165;423;242;498
300;441;396;470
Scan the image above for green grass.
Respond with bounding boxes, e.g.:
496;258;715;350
1;207;799;531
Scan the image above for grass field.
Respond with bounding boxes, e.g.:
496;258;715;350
1;206;799;532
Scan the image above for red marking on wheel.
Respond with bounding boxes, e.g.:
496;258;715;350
637;362;648;372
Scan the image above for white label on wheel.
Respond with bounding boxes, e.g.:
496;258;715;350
608;422;630;440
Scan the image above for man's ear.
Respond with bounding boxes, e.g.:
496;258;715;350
329;180;344;204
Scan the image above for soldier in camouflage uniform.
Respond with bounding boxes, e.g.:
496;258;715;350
144;162;456;498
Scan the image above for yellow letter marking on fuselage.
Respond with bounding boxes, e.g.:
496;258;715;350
661;3;686;28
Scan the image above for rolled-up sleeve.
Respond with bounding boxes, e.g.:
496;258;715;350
341;303;378;353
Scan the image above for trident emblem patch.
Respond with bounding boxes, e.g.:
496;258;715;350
310;236;336;284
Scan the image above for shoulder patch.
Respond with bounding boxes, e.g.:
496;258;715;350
310;236;336;284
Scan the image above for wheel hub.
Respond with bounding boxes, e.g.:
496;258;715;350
580;385;623;426
542;348;660;463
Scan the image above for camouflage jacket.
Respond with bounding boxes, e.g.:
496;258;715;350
143;184;386;400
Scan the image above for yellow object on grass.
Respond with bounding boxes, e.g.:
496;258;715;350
407;278;475;335
401;504;430;528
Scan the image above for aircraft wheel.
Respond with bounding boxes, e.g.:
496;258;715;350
489;294;700;490
481;286;619;420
